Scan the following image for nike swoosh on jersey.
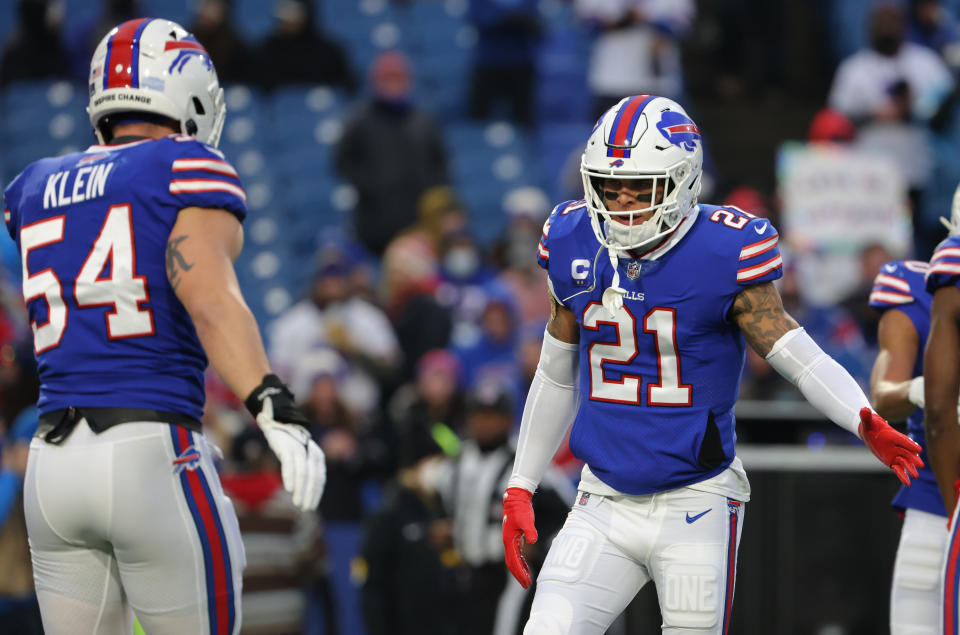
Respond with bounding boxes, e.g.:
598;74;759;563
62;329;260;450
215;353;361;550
685;509;712;524
754;223;767;234
883;263;897;272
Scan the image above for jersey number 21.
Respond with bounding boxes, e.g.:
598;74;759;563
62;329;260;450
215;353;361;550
583;302;691;406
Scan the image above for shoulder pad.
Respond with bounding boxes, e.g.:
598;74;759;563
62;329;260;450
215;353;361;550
731;213;782;285
537;200;589;269
869;260;927;308
927;236;960;293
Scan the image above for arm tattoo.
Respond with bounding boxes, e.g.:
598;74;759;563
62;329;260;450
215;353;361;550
731;282;799;357
546;295;580;344
166;234;194;290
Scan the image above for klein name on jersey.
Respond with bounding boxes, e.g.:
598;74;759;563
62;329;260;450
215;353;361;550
43;162;115;209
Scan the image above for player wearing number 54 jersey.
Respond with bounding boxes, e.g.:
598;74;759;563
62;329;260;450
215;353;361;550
502;95;924;634
2;18;325;635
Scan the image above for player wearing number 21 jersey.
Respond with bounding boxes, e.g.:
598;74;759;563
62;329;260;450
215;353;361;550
501;95;924;635
3;18;325;635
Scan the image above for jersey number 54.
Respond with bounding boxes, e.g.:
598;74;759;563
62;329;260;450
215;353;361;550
21;204;154;353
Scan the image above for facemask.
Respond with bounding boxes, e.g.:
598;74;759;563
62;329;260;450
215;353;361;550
604;216;658;249
444;247;479;280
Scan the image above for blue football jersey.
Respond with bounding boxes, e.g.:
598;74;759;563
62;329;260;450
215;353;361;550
927;236;960;293
869;260;945;516
538;201;783;495
3;135;247;420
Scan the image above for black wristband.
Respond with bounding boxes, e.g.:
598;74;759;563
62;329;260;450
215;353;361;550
244;374;311;427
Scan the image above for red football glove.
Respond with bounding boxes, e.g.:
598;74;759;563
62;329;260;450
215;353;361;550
858;407;923;486
502;487;537;589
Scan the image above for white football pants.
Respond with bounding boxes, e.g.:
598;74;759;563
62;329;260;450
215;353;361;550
890;508;947;635
24;420;245;635
524;487;744;635
942;501;960;634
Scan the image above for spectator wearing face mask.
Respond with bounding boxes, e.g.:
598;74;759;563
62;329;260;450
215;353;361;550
336;50;450;256
828;2;953;258
490;187;553;328
828;2;953;125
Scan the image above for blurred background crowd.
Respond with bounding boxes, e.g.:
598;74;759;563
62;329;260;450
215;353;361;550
1;0;959;632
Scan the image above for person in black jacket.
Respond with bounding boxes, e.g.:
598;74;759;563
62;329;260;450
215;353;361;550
0;0;68;86
252;0;355;91
335;50;449;256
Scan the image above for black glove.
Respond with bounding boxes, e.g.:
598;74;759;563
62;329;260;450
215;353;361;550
244;374;311;427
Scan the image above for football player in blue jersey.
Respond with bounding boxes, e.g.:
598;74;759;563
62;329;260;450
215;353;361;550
922;190;960;634
500;94;924;634
868;256;948;633
2;19;325;635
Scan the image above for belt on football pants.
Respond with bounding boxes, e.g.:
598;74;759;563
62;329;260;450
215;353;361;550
38;407;202;444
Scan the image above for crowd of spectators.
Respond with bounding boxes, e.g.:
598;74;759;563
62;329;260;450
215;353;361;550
3;0;960;632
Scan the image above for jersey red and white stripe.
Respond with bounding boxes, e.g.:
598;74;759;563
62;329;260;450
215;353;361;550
740;217;783;284
869;271;914;306
736;221;783;285
169;179;246;202
171;158;239;178
166;144;247;219
738;235;778;261
927;239;960;293
736;254;782;283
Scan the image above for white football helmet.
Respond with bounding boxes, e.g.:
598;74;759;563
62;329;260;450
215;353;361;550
87;18;225;146
581;95;703;252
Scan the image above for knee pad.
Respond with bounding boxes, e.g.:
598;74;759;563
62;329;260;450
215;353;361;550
523;593;574;635
659;544;724;630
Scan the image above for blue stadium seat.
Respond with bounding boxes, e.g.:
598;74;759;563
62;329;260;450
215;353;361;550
1;81;92;177
233;0;275;41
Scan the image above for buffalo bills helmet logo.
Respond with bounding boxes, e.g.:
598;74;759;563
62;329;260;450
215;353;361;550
609;159;624;167
656;111;701;152
168;37;213;74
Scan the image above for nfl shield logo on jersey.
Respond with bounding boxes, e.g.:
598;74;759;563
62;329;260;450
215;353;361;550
172;445;201;475
626;260;641;280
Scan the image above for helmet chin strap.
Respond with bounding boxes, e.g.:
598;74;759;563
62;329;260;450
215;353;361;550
600;217;658;317
602;241;626;317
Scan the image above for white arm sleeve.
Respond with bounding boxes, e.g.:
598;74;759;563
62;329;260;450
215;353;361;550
764;327;868;436
507;329;580;493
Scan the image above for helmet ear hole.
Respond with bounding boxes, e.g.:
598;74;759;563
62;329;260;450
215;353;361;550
185;119;198;136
